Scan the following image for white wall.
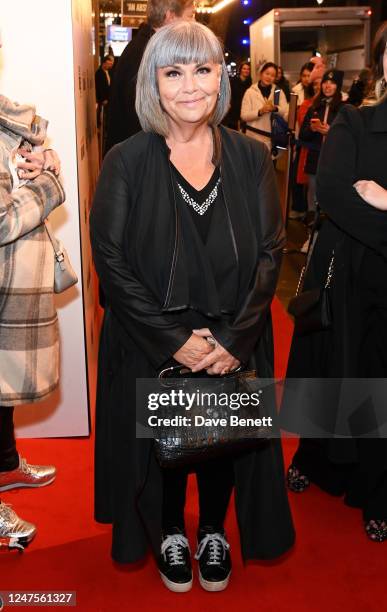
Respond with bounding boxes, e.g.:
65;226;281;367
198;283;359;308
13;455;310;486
0;0;97;437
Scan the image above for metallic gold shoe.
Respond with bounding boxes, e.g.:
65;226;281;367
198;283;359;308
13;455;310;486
0;502;36;551
365;520;387;543
286;464;310;493
0;456;56;492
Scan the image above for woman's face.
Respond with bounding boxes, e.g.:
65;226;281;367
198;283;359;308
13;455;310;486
260;66;277;86
240;64;250;79
322;79;337;98
157;61;221;128
301;69;311;87
313;77;322;95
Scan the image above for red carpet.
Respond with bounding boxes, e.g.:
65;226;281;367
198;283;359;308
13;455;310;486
1;298;385;611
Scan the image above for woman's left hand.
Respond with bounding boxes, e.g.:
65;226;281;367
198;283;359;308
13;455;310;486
191;328;240;375
354;180;387;211
17;149;45;179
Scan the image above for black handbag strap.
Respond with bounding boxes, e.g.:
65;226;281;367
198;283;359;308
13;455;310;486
296;208;334;296
245;124;271;138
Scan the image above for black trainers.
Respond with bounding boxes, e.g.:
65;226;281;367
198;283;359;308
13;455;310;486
195;527;231;591
158;528;193;592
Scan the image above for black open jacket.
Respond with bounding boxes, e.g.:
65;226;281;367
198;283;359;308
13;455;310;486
90;125;294;564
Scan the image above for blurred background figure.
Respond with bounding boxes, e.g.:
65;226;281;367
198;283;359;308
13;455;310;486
276;65;291;102
348;67;373;107
241;61;288;154
104;0;195;153
292;62;314;107
223;62;252;130
95;55;114;128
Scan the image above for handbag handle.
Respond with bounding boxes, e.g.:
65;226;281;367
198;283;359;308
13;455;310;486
44;219;66;270
158;364;243;380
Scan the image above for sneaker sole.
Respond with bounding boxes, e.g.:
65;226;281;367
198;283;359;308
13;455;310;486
198;570;231;592
0;476;56;492
159;572;193;593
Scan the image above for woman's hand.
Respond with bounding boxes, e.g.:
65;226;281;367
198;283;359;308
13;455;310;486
17;148;61;179
260;102;275;115
43;149;61;175
17;149;45;179
354;180;387;211
190;328;240;375
173;333;214;370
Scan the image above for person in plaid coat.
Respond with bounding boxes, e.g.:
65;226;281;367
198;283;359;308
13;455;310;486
0;93;65;550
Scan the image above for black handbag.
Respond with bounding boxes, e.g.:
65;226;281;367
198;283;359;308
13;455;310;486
288;229;335;335
152;366;271;468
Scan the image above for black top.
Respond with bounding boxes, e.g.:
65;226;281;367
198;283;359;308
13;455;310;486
171;164;221;243
258;82;272;99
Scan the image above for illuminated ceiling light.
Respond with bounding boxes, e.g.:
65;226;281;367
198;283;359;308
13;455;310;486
211;0;236;14
242;0;250;5
367;9;372;15
242;38;249;46
243;18;252;25
316;0;324;4
274;10;280;16
225;52;229;57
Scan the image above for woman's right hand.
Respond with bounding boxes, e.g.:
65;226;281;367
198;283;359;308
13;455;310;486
173;334;214;370
354;180;387;211
260;102;274;114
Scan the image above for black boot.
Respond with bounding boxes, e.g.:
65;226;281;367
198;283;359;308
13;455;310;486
195;526;231;592
158;527;192;592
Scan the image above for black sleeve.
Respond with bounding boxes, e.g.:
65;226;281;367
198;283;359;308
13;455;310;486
316;106;387;258
210;145;285;363
90;147;191;369
299;106;316;142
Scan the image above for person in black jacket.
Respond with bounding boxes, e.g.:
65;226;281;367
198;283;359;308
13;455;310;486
281;22;387;543
95;55;114;127
223;62;252;130
275;66;291;102
91;21;294;593
104;0;195;153
299;68;344;213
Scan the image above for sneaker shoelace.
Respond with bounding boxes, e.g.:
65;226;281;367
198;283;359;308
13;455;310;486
195;533;230;565
161;534;190;566
19;457;32;474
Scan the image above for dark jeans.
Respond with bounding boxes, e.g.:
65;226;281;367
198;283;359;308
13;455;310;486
0;406;19;472
162;457;234;533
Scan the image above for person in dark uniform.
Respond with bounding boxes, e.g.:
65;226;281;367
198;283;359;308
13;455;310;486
91;21;294;594
282;21;387;544
95;55;114;127
104;0;195;153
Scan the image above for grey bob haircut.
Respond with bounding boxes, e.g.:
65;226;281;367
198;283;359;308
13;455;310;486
136;21;231;136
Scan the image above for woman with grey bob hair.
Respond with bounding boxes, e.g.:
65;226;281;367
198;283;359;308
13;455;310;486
91;20;294;593
136;21;230;134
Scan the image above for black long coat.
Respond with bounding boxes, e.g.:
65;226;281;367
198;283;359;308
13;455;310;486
104;23;153;152
281;100;387;442
90;126;295;564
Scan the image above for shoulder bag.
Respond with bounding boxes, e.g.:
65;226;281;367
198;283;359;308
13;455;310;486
44;219;78;293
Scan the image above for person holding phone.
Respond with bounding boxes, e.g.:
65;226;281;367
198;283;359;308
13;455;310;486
298;69;345;216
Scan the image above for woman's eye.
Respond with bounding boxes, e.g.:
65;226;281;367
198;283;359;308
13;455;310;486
197;66;211;75
165;70;180;78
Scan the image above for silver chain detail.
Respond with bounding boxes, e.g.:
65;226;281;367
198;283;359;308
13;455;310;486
177;178;221;216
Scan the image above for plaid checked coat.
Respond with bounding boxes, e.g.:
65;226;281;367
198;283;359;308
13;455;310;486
0;95;65;406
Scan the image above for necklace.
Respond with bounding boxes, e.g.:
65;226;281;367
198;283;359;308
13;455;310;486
177;177;221;216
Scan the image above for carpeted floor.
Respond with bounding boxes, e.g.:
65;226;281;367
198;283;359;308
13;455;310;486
0;299;385;611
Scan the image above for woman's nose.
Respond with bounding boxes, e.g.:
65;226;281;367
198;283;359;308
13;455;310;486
182;72;196;92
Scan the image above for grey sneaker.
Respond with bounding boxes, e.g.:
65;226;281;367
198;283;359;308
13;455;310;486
0;502;37;551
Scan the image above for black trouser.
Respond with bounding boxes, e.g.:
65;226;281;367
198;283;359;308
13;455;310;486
162;457;234;533
0;406;19;472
